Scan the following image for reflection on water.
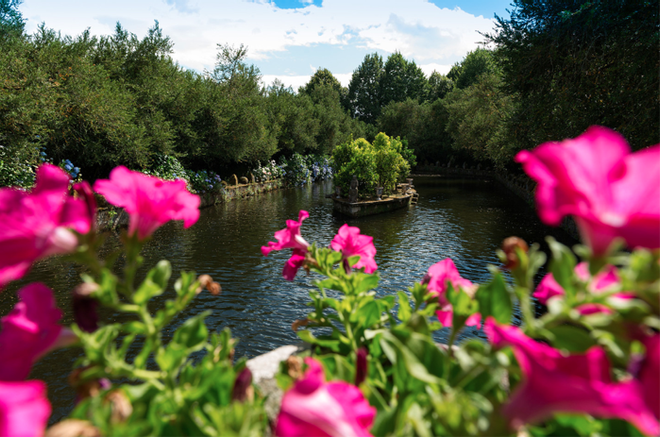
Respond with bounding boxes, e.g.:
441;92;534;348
0;176;576;422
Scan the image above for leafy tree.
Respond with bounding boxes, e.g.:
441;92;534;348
446;47;498;89
346;53;383;124
426;71;454;101
0;0;24;38
266;80;319;155
379;51;427;106
486;0;659;151
378;98;452;164
300;68;345;99
444;72;517;168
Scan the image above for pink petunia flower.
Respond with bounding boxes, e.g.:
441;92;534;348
93;166;200;240
330;224;378;274
635;335;660;423
0;283;76;381
422;259;480;328
485;318;659;435
275;357;376;437
515;126;660;255
0;164;92;289
262;211;310;281
0;380;51;437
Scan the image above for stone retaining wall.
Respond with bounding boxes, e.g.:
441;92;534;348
412;165;580;241
95;179;285;232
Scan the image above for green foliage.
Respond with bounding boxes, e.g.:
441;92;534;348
346;53;384;124
447;48;499;90
378;98;453;164
371;133;410;192
486;0;659;152
379;51;427;106
426;71;454;101
59;221;269;436
332;133;410;197
0;0;24;39
443;72;517;168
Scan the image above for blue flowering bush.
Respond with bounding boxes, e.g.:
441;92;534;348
186;170;223;194
278;153;333;186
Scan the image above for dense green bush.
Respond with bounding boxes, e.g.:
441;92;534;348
333;133;411;198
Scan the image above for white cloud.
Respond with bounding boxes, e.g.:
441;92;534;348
20;0;496;74
261;72;351;91
419;63;453;76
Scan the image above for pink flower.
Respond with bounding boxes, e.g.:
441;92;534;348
0;380;51;437
0;164;92;289
262;211;310;256
485;318;659;435
635;335;660;423
0;283;75;381
532;273;565;304
93;166;200;240
262;211;310;281
330;224;378;274
515;126;660;254
422;259;480;328
276;357;376;437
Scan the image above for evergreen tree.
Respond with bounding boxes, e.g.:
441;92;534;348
346;53;383;124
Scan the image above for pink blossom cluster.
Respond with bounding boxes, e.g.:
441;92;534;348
422;258;481;328
262;213;378;280
0;165;200;436
485;319;659;435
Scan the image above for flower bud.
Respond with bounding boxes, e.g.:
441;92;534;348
105;390;132;424
197;274;222;295
501;237;529;269
231;368;254;402
72;282;99;333
286;355;304;380
355;347;368;386
291;318;310;332
69;367;111;402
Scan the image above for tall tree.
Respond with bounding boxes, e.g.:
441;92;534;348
446;47;498;89
486;0;659;150
0;0;24;38
426;71;454;101
379;52;427;106
300;68;345;97
346;53;383;124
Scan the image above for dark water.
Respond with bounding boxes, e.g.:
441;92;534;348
0;176;576;422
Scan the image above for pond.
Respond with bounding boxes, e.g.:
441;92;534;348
0;175;576;422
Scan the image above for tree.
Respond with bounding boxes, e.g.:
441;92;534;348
0;0;24;38
379;52;427;106
346;53;383;124
300;68;345;99
444;72;516;168
446;47;498;89
486;0;659;151
426;71;454;101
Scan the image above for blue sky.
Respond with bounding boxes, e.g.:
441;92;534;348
20;0;514;89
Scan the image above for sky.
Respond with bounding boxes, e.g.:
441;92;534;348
19;0;514;90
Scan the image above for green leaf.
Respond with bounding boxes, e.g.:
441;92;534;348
353;273;379;294
545;326;596;353
397;291;412;322
476;272;512;324
133;262;171;305
547;237;577;297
